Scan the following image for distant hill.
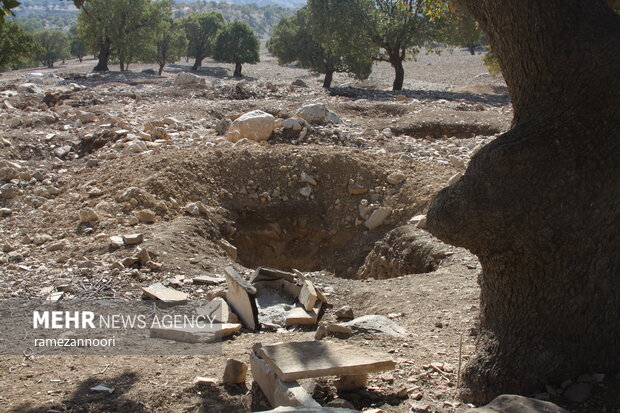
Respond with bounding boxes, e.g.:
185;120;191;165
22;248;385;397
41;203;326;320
12;0;299;36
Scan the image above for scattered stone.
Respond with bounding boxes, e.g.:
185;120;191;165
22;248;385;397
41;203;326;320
348;182;367;195
46;240;67;251
193;377;217;385
174;72;205;86
300;172;317;186
334;375;368;392
364;207;392;230
251;267;297;283
274;378;321;408
335;306;354;320
464;394;569;413
226;110;276;142
193;275;225;285
90;385;114;394
123;233;144;245
18;83;44;94
207;286;227;300
217;239;238;260
136;209;156;223
285;303;321;327
299;186;312;197
197;297;239;323
292;79;308;87
340;315;406;337
53;145;72;158
109;236;124;249
387;172;406;185
78;208;99;223
185;202;208;216
410;215;427;229
142;283;187;304
47;291;64;303
257;341;396;382
282;117;305;131
222;358;248;384
448;172;463;186
326;399;356;410
295;104;342;125
150;323;241;343
224;266;259;331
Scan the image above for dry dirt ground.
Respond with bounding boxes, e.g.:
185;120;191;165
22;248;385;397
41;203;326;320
0;49;615;413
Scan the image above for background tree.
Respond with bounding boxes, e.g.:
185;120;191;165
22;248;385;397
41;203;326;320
427;0;620;403
367;0;450;91
155;18;187;75
77;0;168;71
213;21;259;77
268;5;374;88
183;11;225;70
33;29;70;68
444;9;483;55
70;35;88;62
0;19;42;71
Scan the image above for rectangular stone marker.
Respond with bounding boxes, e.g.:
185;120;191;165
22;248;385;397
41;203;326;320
224;266;259;331
293;269;328;305
196;297;239;323
299;279;318;311
150;323;241;343
258;341;397;381
142;284;188;304
193;275;225;285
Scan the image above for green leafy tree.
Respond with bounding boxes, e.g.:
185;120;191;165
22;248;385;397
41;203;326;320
367;0;451;91
70;35;88;62
183;11;225;70
155;18;187;75
442;8;484;55
33;29;70;68
0;19;42;72
77;0;169;71
213;20;259;77
268;5;374;88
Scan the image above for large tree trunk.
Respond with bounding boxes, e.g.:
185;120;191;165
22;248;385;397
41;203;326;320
233;62;242;78
322;69;334;88
192;56;203;71
390;56;405;91
93;38;111;72
426;0;620;404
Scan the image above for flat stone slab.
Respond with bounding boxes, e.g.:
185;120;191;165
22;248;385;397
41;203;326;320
150;323;241;343
251;267;296;283
258;341;396;381
196;297;239;323
285;303;321;327
225;266;259;331
193;275;225;285
142;284;188;304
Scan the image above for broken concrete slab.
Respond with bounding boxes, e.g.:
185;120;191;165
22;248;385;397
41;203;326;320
299;280;318;311
251;267;296;283
251;350;279;407
141;283;188;305
196;297;239;323
150;323;241;343
224;266;259;331
464;394;569;413
258;341;396;381
285;302;321;327
340;315;406;337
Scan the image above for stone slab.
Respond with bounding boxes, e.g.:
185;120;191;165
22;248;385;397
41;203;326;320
258;341;396;381
299;280;318;311
254;279;302;298
285;303;321;327
196;297;239;323
274;378;321;408
142;284;188;304
150;323;241;343
251;267;296;283
225;266;259;331
193;275;225;285
464;394;569;413
250;350;278;407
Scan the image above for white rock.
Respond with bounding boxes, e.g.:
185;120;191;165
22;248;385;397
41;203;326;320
448;172;463;185
282;117;304;131
226;110;275;142
300;172;317;186
299;186;312;197
174;72;205;86
364;207;391;230
295;104;341;125
78;208;99;223
17;83;44;94
386;172;406;185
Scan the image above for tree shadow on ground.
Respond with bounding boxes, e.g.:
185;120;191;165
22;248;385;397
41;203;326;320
329;85;510;106
10;371;144;413
165;64;258;82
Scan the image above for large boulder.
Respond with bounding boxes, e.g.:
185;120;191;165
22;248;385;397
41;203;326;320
226;110;276;142
174;72;205;87
295;104;341;125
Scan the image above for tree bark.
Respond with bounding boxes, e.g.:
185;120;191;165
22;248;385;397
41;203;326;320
234;62;242;78
390;56;405;91
191;56;203;71
158;64;164;76
467;44;475;55
427;0;620;403
322;69;334;88
93;38;111;72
